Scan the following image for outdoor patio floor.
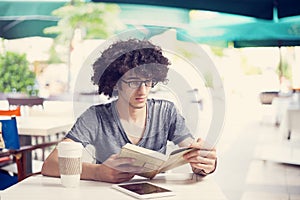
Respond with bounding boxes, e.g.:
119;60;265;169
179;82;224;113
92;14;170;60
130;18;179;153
212;99;300;200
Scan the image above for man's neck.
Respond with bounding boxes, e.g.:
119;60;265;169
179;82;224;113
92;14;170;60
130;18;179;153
116;100;147;123
116;100;147;144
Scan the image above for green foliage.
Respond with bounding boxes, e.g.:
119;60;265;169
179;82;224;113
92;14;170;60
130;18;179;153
177;47;197;59
44;1;124;43
240;56;262;75
44;1;124;64
242;65;262;75
210;46;225;57
204;73;214;88
48;45;63;64
276;58;292;80
0;51;37;95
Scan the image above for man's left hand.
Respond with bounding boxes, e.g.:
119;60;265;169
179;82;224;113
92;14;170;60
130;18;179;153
183;138;217;175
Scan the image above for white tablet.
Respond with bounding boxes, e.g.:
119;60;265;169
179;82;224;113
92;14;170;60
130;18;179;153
112;181;175;199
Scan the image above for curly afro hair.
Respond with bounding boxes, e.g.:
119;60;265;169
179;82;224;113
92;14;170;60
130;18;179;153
91;39;170;98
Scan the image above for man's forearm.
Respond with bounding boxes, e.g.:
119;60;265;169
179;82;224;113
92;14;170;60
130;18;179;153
81;162;98;181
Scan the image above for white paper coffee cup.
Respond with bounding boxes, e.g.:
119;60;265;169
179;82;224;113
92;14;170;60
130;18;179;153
57;141;83;188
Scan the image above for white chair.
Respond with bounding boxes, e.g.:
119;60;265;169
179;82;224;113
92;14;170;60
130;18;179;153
282;107;300;140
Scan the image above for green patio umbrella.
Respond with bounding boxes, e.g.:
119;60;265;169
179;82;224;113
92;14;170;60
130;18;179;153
91;0;300;20
0;0;68;39
2;0;299;47
0;17;60;39
174;12;299;96
119;4;190;26
176;13;300;48
0;1;189;39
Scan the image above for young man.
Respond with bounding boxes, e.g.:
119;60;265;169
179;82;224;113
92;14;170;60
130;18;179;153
42;39;217;183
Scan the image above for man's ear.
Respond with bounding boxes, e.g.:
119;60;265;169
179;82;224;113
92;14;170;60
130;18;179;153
112;86;118;96
114;84;120;92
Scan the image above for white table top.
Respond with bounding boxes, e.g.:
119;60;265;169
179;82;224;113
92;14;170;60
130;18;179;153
1;116;73;137
1;100;75;137
0;174;227;200
16;116;74;137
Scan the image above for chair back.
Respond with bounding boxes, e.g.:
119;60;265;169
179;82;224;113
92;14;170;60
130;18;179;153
0;117;20;150
0;107;21;116
7;97;44;108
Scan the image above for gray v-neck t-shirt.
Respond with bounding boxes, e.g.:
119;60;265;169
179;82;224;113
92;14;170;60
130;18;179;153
66;98;193;163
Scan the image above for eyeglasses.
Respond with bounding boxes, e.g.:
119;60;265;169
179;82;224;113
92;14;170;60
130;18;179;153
121;79;158;89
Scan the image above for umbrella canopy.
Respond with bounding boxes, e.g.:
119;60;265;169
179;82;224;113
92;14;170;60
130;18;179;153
176;12;300;47
91;0;300;20
0;1;189;39
0;17;59;39
233;40;300;48
91;1;300;47
119;4;189;27
0;0;68;39
1;0;299;48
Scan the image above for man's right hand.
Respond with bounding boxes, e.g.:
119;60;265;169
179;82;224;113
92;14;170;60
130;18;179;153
93;154;141;183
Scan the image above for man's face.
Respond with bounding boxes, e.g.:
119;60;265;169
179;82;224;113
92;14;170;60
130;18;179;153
117;71;154;109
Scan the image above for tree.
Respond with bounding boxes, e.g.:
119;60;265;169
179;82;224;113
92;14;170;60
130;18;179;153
276;57;292;81
0;51;37;95
276;48;292;92
44;0;125;91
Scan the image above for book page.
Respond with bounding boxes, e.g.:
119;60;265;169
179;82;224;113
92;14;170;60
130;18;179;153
118;144;197;178
159;147;195;172
118;144;167;175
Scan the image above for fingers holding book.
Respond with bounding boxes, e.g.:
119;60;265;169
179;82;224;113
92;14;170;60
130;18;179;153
184;138;217;175
95;154;144;183
104;154;143;173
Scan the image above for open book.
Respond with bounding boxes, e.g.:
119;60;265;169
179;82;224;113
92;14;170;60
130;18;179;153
118;143;196;179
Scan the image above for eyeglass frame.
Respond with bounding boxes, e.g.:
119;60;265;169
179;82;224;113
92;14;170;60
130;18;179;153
121;79;158;89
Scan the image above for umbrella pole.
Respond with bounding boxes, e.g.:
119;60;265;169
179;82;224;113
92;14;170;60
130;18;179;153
290;47;300;90
278;46;283;88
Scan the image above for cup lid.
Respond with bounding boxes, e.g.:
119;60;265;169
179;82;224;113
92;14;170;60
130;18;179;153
57;141;83;150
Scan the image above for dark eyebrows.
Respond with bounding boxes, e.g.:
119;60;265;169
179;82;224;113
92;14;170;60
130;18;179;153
124;77;142;81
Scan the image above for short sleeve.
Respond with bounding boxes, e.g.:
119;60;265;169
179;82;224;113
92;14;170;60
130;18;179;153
166;102;194;144
65;106;98;147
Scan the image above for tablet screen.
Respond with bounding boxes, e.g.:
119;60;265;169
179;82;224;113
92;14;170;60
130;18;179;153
118;182;171;195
